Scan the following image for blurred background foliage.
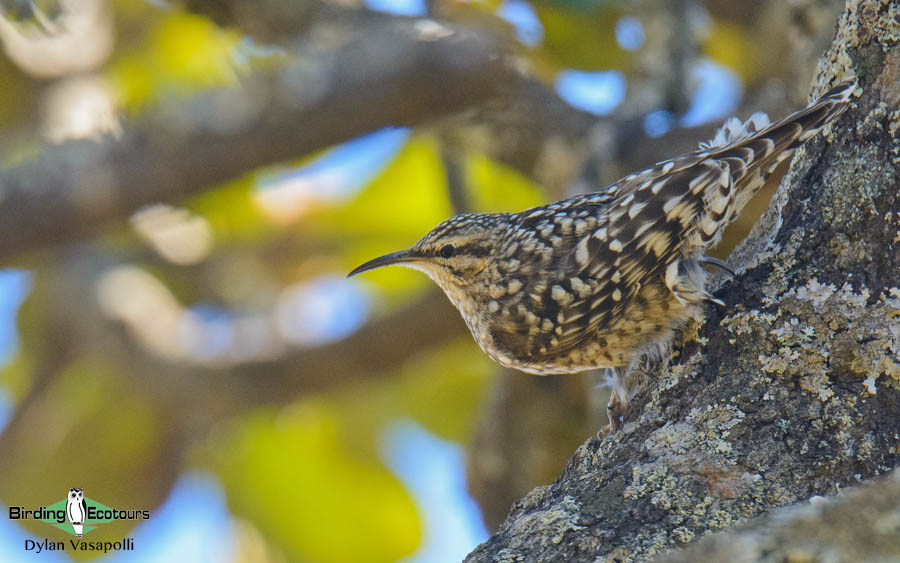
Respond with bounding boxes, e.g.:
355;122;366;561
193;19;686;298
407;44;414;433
0;0;843;561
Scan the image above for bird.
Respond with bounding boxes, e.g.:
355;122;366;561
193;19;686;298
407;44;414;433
348;79;855;432
66;487;87;538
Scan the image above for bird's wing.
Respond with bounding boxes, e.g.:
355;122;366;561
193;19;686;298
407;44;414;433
486;159;718;363
538;160;724;356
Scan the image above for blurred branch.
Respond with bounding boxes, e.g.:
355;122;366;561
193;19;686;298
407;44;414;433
223;289;469;404
180;0;324;42
0;15;516;264
440;142;470;214
51;247;468;409
0;0;43;22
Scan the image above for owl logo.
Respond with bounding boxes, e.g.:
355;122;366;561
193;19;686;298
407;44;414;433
66;488;87;538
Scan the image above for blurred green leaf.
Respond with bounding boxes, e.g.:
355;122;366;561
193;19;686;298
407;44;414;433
218;400;422;563
330;338;495;455
466;152;547;212
109;11;241;110
324;137;452;294
702;20;759;83
189;175;277;245
534;3;627;71
0;357;171;551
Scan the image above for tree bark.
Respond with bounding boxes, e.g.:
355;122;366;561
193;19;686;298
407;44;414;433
465;1;900;561
656;469;900;562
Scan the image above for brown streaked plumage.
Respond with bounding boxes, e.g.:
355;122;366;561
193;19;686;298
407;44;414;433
349;79;856;432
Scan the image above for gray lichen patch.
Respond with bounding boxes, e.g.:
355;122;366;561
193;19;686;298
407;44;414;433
656;470;900;563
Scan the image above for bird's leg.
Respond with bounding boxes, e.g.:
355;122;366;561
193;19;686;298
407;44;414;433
699;256;736;278
666;259;725;307
605;366;630;433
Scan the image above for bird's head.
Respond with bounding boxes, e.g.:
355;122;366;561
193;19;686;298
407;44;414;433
348;213;507;300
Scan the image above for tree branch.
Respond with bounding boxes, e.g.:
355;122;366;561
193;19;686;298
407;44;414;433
657;470;900;562
465;1;900;560
0;15;516;264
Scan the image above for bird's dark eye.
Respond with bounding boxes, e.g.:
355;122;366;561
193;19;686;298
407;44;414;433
440;244;455;258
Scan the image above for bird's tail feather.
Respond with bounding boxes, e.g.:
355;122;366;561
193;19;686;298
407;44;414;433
711;79;856;185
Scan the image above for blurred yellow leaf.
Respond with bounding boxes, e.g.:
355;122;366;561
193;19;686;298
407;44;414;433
324;137;452;294
466;152;547;212
390;338;495;441
330;137;450;238
0;357;170;549
189;175;277;244
219;401;422;563
702;20;758;83
330;338;495;455
0;57;31;129
109;11;241;110
534;4;627;72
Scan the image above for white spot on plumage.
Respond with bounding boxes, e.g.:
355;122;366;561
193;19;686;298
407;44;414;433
689;172;710;194
551;284;574;306
666;200;694;224
700;111;771;150
612;288;622;301
594;227;608;241
609;239;623;252
638;230;670;257
619;194;635;207
634;221;654;238
663;194;683;214
574;219;589;236
507;279;523;294
570;277;590;298
709;195;728;215
747;112;770;132
575;238;590;265
627;201;647;219
651;178;669;194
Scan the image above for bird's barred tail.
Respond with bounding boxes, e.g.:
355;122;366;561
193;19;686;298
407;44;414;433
707;79;856;214
690;80;856;242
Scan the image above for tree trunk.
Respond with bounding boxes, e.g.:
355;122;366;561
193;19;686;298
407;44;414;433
465;1;900;561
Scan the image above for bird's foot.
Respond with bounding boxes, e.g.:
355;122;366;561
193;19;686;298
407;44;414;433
699;256;736;278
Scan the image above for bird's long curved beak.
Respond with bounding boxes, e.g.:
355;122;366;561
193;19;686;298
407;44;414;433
347;249;418;277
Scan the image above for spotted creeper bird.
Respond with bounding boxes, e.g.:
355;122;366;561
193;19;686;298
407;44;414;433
349;79;855;432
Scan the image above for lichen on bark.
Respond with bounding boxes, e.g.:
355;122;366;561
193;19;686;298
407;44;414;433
465;1;900;561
